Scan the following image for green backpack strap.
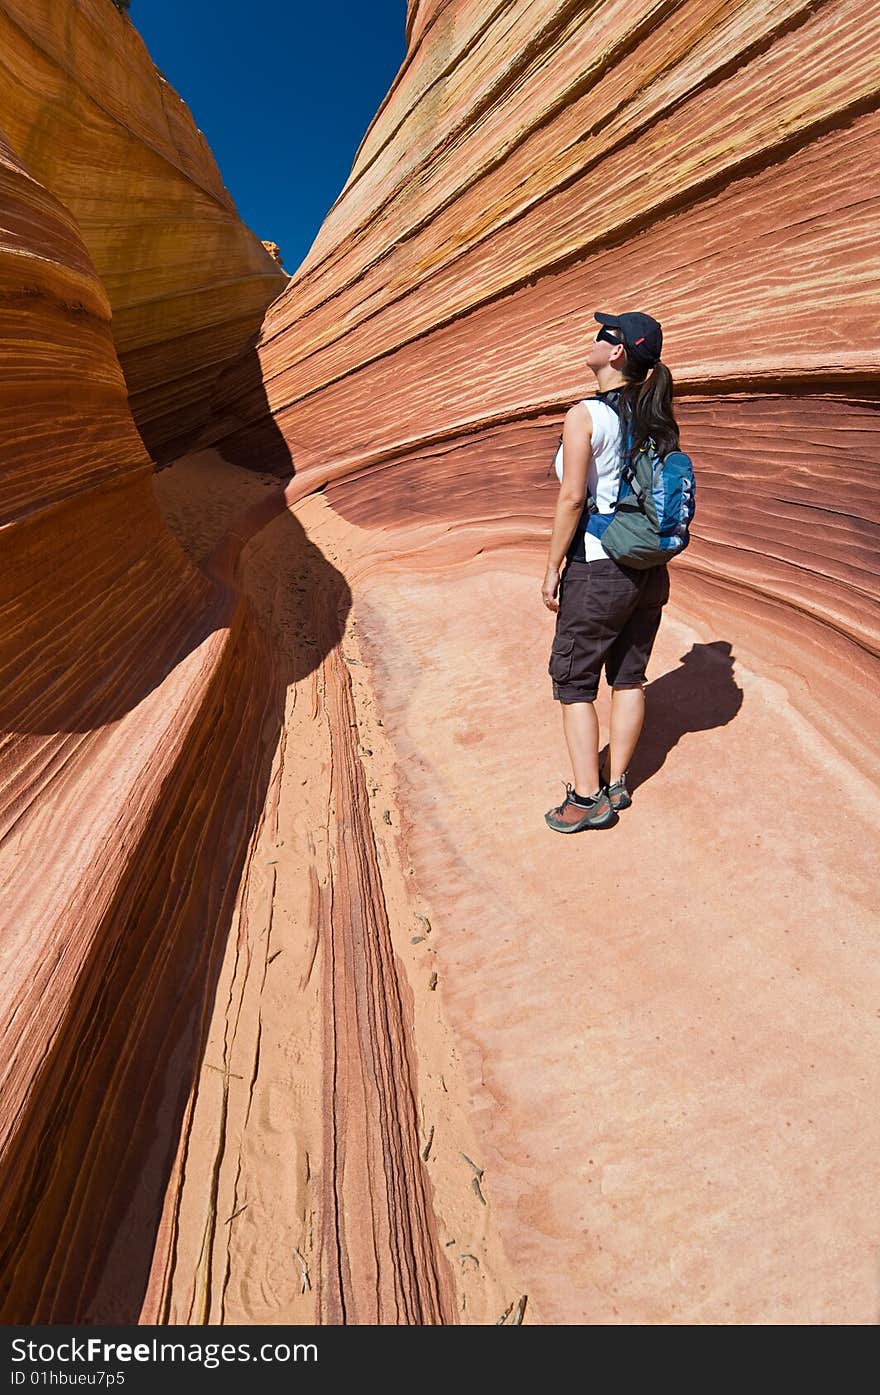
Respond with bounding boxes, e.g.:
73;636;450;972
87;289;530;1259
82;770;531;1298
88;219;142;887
617;441;658;515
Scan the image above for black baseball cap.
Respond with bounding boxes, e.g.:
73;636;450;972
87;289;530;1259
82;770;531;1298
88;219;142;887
594;310;663;367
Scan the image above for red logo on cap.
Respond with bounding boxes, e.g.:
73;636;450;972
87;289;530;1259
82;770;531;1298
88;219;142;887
635;337;646;345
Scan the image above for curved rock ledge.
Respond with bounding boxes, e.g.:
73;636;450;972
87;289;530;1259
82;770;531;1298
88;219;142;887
0;119;276;1320
2;0;878;1326
207;0;880;779
0;0;287;461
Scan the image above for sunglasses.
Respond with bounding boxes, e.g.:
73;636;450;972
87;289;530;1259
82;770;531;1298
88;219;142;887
595;326;622;346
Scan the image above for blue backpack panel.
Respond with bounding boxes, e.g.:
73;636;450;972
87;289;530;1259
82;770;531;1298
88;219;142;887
582;395;696;569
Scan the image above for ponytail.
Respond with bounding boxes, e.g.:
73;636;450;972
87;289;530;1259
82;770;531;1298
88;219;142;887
617;356;680;466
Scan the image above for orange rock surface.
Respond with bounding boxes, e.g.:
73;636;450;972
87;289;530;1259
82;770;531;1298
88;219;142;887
208;0;880;777
0;0;287;460
0;123;276;1320
1;0;879;1326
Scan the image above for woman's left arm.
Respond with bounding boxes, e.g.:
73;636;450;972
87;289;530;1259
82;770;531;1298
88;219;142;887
542;403;592;611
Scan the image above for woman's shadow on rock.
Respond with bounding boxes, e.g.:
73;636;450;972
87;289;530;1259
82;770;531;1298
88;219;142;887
600;641;743;793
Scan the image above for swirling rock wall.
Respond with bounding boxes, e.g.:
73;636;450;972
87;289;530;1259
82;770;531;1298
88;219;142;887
0;4;459;1326
0;0;287;460
0;121;281;1319
3;0;879;1329
209;0;880;776
0;6;288;1319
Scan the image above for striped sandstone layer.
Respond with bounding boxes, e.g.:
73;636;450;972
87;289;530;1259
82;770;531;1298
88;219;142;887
0;8;467;1323
207;0;880;779
186;0;877;1321
0;119;277;1320
0;0;287;461
2;0;879;1328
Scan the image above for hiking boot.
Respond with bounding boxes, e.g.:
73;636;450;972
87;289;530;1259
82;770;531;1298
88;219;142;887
545;782;616;833
603;771;632;811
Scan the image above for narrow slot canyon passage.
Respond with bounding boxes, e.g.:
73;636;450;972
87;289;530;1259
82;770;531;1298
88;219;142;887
151;449;880;1325
2;0;878;1334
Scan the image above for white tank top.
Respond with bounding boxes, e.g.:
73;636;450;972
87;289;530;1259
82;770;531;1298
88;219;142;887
553;397;623;561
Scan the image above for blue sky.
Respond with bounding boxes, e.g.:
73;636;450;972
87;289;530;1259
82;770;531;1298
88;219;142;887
132;1;407;275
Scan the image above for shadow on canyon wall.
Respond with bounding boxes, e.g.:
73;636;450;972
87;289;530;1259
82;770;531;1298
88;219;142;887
205;325;297;477
0;372;352;1321
1;309;742;1319
600;640;743;794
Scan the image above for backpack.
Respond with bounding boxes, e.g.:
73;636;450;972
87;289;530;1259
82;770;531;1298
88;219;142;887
582;393;696;569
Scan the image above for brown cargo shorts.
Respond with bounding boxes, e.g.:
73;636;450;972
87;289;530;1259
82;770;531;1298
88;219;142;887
548;557;670;703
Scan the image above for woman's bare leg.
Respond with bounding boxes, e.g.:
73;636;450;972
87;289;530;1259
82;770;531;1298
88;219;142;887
561;700;601;795
608;685;645;782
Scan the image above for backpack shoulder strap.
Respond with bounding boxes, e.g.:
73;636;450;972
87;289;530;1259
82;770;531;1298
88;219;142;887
582;389;622;416
617;439;662;513
581;390;623;514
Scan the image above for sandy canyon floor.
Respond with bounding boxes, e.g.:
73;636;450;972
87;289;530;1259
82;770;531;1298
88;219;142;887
151;450;880;1325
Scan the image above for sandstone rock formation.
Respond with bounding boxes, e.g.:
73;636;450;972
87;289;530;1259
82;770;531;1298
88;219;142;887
208;0;880;780
191;0;880;1319
0;0;287;461
0;124;279;1321
1;0;878;1327
261;240;285;267
0;0;466;1327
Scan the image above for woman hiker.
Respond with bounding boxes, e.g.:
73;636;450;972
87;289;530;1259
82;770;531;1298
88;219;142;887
542;310;680;833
